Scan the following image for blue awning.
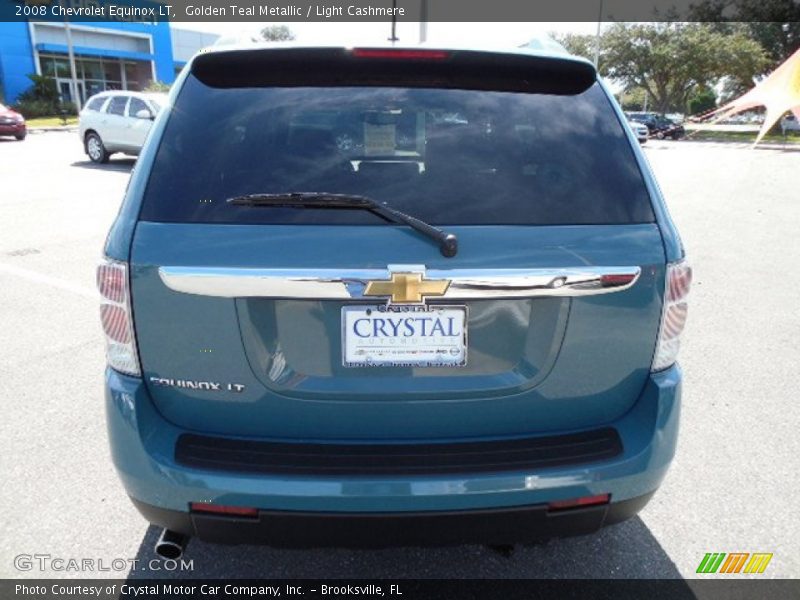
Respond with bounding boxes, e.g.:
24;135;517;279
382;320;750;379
36;43;155;63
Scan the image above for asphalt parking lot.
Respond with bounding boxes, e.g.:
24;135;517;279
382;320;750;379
0;131;798;580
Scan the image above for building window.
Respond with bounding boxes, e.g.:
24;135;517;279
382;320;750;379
38;54;153;103
81;59;104;82
39;55;71;78
125;62;152;91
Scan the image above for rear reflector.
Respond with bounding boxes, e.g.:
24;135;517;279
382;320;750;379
190;503;259;517
100;304;130;344
97;258;139;376
600;273;637;287
547;493;610;511
352;48;449;60
652;259;692;371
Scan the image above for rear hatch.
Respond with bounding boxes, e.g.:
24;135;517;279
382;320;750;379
130;47;665;441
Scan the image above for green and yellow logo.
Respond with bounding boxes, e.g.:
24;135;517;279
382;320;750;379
696;552;773;574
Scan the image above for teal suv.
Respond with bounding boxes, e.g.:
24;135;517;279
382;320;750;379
99;43;690;555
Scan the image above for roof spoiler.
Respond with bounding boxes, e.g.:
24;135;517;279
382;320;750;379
192;47;597;96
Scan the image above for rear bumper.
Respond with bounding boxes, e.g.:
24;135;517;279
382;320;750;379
131;492;654;547
0;122;25;135
105;365;681;543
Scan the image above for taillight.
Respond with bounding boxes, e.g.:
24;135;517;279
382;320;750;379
97;259;140;376
548;493;610;511
600;273;637;287
190;503;259;517
652;259;692;371
351;48;449;60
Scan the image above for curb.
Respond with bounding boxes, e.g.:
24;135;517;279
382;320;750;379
28;126;78;133
680;138;800;150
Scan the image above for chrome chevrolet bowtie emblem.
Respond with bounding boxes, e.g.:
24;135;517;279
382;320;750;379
363;272;450;304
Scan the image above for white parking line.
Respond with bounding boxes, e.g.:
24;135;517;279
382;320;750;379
0;262;97;299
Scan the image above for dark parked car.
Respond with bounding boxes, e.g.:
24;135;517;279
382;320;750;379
0;103;26;140
627;112;685;139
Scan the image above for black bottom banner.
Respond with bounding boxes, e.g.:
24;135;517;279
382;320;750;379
2;579;799;600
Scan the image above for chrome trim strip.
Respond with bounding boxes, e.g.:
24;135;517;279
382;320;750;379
158;265;641;300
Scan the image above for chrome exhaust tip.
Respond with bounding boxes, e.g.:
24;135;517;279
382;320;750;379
155;528;188;560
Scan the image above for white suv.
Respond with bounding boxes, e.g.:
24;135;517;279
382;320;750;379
78;91;167;163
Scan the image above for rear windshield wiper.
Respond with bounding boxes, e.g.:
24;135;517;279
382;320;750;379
226;192;458;258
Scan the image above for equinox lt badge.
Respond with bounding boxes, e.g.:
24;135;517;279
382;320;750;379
149;377;245;393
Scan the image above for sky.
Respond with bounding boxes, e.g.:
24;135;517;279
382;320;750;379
176;21;599;47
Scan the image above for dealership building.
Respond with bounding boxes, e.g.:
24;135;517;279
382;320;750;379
0;21;219;105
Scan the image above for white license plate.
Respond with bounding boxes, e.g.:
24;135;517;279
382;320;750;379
342;305;467;368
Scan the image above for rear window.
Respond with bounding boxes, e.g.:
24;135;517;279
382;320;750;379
140;75;654;225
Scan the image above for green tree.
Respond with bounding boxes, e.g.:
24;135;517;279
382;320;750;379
144;80;171;93
620;88;648;111
16;74;60;106
600;23;768;113
689;0;800;67
260;25;296;42
549;32;596;62
13;74;71;118
687;87;718;115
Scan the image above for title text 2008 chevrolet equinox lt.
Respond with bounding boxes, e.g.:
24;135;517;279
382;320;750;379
99;43;690;557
